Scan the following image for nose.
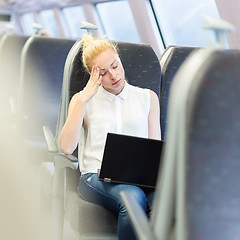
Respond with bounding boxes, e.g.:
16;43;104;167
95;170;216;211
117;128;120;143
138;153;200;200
108;70;116;80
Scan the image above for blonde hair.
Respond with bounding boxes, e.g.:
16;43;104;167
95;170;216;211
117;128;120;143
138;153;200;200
81;34;118;73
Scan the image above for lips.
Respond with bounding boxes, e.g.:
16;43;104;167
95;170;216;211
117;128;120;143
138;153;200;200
112;79;121;85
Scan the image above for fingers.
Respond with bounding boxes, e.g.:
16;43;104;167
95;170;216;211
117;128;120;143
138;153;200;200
81;66;102;101
90;65;103;88
90;65;101;82
97;75;102;86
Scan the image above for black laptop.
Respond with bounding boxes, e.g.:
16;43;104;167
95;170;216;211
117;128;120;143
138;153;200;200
98;133;164;188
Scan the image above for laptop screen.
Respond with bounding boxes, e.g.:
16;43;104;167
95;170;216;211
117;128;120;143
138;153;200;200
98;133;164;188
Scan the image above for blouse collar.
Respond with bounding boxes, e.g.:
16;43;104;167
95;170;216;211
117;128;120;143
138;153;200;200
100;80;128;102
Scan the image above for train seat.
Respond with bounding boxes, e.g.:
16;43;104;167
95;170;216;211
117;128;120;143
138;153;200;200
16;36;75;164
160;45;197;140
0;34;28;116
175;48;240;239
42;39;161;239
121;47;240;239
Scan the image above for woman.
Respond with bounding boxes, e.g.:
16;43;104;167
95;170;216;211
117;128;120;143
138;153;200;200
59;34;161;240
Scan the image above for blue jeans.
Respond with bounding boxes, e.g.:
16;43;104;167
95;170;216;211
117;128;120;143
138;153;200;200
78;173;154;240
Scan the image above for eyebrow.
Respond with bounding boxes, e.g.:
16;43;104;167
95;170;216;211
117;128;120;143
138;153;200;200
111;60;117;66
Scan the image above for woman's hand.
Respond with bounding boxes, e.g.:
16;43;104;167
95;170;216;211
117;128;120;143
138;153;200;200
81;65;103;102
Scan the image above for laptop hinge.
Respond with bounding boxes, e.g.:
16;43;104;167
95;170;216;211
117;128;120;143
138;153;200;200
104;178;111;183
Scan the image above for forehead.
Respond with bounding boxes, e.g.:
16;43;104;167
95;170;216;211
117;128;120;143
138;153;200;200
91;49;119;69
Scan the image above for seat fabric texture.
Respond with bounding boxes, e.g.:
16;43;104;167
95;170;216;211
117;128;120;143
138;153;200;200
160;46;196;140
185;50;240;239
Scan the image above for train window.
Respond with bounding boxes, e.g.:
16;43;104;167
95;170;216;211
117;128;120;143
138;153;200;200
21;12;36;35
61;6;87;38
38;9;60;37
151;0;220;47
95;0;141;42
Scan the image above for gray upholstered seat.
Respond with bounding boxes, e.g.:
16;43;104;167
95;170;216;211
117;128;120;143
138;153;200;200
160;45;197;140
19;36;75;137
183;49;240;239
17;36;75;164
0;34;28;117
43;39;162;240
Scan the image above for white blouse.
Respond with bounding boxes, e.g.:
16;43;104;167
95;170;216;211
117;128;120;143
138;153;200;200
78;82;150;174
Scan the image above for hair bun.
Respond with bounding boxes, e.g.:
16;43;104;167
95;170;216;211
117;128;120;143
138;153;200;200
81;34;107;50
81;34;95;50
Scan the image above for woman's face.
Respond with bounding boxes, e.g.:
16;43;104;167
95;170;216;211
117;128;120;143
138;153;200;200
91;49;125;95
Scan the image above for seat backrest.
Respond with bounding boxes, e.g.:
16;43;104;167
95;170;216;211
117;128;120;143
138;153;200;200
150;48;240;240
0;34;28;113
183;49;240;240
157;48;240;240
56;40;162;155
160;45;196;140
18;36;75;136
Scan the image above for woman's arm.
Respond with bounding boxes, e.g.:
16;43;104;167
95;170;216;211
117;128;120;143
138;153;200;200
59;65;102;154
59;94;87;155
148;90;161;140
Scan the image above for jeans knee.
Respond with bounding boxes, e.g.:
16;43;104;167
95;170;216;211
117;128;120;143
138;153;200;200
120;187;147;213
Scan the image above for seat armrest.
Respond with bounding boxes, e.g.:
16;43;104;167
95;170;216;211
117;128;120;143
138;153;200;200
120;191;156;240
43;125;58;152
54;153;78;170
